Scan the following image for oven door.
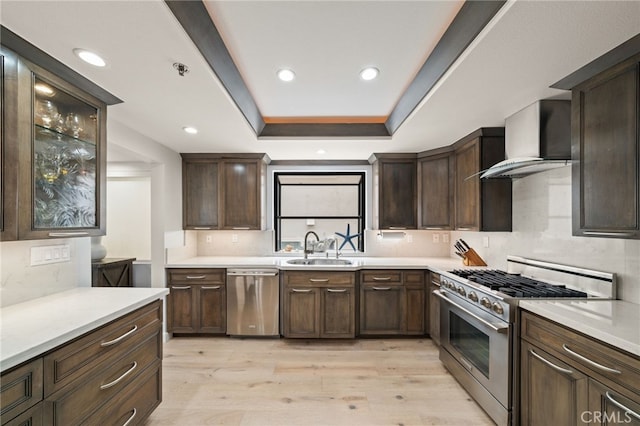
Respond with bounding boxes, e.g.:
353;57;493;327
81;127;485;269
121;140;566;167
436;289;511;410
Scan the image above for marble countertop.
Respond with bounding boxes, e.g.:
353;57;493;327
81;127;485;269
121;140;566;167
520;299;640;357
166;255;467;273
0;287;169;371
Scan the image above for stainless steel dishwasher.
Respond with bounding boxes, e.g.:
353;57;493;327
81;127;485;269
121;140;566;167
226;269;280;336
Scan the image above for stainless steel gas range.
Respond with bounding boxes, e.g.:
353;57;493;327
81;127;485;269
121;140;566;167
435;255;616;426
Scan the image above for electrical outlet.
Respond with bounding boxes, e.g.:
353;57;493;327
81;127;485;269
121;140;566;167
205;235;212;243
232;234;239;243
483;236;490;248
442;233;450;243
407;234;413;243
432;234;439;243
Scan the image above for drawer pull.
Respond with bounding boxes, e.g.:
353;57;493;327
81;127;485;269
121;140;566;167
232;227;250;230
48;231;89;237
193;227;211;230
529;349;573;375
100;362;137;390
327;288;347;293
186;275;207;280
372;286;392;291
605;392;640;421
372;277;391;281
562;344;622;374
292;288;312;293
202;285;221;290
101;325;138;347
171;286;190;290
122;408;137;426
309;278;330;283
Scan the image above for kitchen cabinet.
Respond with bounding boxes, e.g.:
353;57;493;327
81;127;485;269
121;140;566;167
282;271;356;339
428;272;441;345
91;257;135;287
166;268;227;334
570;52;640;239
370;153;417;229
418;149;454;230
181;153;269;230
520;310;640;425
359;270;425;335
0;358;43;425
453;128;511;231
0;47;107;240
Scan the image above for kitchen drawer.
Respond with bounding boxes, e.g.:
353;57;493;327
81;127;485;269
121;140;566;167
2;401;43;426
81;361;161;426
0;358;43;424
45;331;161;426
167;268;225;284
284;271;355;287
43;300;161;397
403;271;425;285
361;270;402;284
521;311;640;396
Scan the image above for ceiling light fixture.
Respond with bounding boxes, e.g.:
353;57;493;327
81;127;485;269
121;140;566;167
73;48;106;67
277;69;296;82
34;83;54;96
183;126;198;135
360;67;379;81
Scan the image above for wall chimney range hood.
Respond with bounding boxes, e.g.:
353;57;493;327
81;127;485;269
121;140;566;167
481;100;571;178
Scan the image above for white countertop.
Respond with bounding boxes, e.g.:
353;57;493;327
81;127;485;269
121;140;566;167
0;287;169;371
166;255;467;273
520;299;640;357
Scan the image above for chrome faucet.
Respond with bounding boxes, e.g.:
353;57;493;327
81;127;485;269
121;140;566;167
303;231;319;259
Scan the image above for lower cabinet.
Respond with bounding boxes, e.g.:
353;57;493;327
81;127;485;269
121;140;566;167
520;310;640;426
91;257;135;287
166;268;226;334
359;270;425;335
428;272;441;345
1;301;163;426
282;271;355;338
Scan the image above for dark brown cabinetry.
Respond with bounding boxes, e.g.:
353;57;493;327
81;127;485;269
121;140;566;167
0;358;43;425
166;268;226;334
0;48;18;242
370;154;417;229
570;53;640;239
418;150;454;230
181;154;268;231
428;272;441;345
359;270;425;335
282;271;356;339
91;258;135;287
453;128;511;231
520;310;640;425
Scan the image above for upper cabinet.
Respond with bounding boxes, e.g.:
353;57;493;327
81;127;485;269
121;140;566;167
453;128;512;231
1;44;107;240
181;153;269;231
370;153;417;229
1;48;18;241
570;52;640;239
418;149;454;230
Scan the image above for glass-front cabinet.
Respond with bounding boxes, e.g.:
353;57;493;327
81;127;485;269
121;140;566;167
17;56;106;239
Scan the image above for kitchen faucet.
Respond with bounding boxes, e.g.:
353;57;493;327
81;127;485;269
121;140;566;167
303;231;319;259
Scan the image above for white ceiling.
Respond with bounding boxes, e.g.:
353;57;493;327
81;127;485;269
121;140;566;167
1;1;639;161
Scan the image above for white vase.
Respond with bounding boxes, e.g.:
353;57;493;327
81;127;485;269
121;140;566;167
91;236;107;260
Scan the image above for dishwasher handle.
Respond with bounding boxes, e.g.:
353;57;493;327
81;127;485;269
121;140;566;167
227;269;279;277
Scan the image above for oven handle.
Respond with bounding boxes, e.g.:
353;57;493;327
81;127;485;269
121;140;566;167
434;290;508;334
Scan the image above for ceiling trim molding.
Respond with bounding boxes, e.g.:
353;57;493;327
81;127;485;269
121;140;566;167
164;0;506;138
0;26;123;105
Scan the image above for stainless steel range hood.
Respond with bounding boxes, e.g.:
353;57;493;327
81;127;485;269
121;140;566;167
481;100;571;178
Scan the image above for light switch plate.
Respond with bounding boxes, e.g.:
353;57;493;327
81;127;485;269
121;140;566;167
31;244;71;266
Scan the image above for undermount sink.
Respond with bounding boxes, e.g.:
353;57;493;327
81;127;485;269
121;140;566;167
286;258;353;266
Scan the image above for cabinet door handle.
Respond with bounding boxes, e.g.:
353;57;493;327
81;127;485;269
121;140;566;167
584;231;635;237
529;349;573;375
48;231;89;237
100;362;137;390
327;288;347;293
291;288;312;293
122;408;137;426
423;227;444;230
562;344;622;374
309;278;330;283
193;227;211;230
605;392;640;421
388;227;406;230
456;227;472;231
372;277;391;281
202;286;221;290
101;325;138;347
232;227;250;230
186;275;206;280
372;286;392;291
171;286;190;290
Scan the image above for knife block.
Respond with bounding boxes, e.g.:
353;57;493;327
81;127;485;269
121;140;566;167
462;248;487;266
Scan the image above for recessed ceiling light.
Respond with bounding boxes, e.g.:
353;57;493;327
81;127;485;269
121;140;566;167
183;126;198;135
277;69;296;82
34;83;54;96
360;67;379;81
73;48;106;67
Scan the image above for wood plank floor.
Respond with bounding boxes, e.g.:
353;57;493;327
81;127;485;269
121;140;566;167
143;337;494;425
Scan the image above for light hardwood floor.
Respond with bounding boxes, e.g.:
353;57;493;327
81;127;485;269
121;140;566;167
144;337;494;426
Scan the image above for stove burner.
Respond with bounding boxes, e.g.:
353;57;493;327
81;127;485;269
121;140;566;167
448;269;587;298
